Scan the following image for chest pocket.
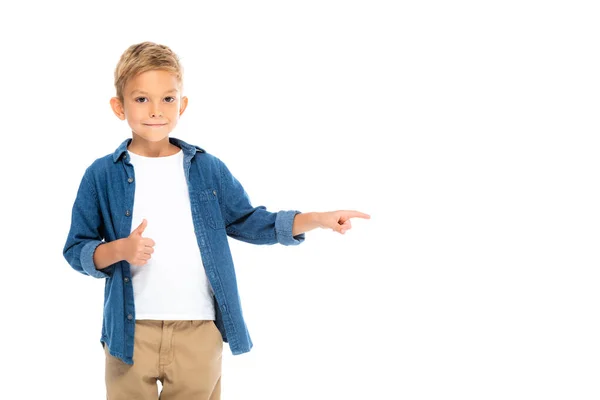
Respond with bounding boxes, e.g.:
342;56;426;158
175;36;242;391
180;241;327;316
199;188;225;230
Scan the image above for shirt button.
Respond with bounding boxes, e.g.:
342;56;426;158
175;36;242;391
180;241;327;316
124;277;130;283
127;314;133;320
128;177;134;183
213;190;217;196
125;210;131;217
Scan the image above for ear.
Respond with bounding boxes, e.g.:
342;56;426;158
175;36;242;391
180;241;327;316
179;96;189;117
110;97;126;120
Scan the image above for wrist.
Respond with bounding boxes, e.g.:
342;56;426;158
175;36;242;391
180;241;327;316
311;212;324;229
292;212;321;236
114;238;126;262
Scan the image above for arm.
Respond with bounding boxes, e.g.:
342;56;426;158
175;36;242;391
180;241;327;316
218;159;305;246
62;171;116;278
93;239;126;270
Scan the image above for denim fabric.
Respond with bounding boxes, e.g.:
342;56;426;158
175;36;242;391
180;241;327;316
63;137;305;365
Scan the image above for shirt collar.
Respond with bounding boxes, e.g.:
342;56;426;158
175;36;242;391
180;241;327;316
112;136;205;163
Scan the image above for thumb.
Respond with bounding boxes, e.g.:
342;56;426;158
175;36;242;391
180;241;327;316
133;218;147;235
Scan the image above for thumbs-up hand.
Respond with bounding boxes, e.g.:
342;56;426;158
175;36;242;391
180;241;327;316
123;218;155;266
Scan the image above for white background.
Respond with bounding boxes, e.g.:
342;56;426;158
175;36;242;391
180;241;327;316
1;1;599;399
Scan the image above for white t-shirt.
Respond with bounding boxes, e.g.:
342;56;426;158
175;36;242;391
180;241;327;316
127;148;215;320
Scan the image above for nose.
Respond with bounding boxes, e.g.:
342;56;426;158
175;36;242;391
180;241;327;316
150;106;162;118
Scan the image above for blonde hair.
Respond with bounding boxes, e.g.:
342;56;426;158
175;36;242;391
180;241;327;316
114;41;183;102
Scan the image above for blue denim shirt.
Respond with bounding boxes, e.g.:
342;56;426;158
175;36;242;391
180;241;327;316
63;136;305;365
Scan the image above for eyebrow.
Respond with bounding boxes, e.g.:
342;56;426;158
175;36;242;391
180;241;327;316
130;89;178;96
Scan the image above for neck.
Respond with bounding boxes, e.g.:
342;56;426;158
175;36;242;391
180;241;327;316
128;134;179;157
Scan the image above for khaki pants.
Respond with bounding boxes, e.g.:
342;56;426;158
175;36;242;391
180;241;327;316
104;320;223;400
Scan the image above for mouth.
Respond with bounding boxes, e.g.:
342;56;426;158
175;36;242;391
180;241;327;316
143;123;167;127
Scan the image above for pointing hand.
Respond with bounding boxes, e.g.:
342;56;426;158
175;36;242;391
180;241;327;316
317;210;371;234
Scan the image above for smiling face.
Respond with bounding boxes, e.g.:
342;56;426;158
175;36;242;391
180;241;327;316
110;69;188;143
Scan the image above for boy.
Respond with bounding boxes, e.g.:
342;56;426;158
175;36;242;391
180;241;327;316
63;41;370;400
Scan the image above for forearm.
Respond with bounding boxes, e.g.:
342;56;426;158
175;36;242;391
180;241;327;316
93;239;125;270
292;212;322;236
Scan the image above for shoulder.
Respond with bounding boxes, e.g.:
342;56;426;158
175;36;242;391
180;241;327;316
76;153;119;191
188;145;240;184
85;153;115;176
190;145;228;172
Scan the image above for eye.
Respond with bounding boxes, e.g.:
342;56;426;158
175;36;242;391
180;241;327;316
135;97;148;103
164;96;175;103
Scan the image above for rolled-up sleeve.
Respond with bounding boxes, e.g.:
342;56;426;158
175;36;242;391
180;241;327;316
80;240;111;278
275;210;305;245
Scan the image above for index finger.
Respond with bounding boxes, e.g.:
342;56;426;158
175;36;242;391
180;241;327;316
345;210;371;219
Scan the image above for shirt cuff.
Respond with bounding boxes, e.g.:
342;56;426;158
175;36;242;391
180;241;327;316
275;210;306;246
81;240;112;279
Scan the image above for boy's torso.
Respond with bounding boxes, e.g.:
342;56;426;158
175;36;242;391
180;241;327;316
89;136;250;364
